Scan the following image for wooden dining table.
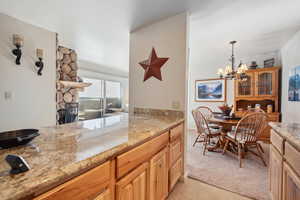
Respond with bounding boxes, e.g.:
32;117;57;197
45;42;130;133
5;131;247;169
206;115;240;152
209;115;240;132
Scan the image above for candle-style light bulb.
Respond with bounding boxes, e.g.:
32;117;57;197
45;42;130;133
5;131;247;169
36;48;43;59
242;64;248;72
217;68;224;75
225;65;232;75
13;34;23;47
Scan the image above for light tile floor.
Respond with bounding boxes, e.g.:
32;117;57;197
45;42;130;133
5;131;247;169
168;178;252;200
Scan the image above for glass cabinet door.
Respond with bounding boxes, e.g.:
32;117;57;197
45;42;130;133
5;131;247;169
255;71;275;96
235;73;254;97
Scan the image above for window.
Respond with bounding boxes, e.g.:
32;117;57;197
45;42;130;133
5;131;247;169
80;78;103;98
106;81;121;98
106;81;122;109
79;78;105;120
78;78;122;120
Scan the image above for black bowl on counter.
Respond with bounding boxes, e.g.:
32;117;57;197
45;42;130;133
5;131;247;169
0;129;39;149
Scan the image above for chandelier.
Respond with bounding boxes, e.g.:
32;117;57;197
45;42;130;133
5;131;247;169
217;41;248;80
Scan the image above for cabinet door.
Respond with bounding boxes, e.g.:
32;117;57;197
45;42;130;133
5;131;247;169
169;157;183;191
149;147;169;200
94;189;111;200
169;138;182;167
269;145;283;200
116;163;147;200
283;163;300;200
235;72;254;97
255;70;276;96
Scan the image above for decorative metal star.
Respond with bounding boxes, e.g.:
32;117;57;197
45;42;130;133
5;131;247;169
139;48;169;82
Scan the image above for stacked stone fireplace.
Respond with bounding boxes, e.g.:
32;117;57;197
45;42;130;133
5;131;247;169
56;46;79;123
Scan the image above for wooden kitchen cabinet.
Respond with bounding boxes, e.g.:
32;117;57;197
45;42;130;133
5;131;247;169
169;157;183;191
270;129;300;200
34;122;185;200
169;123;184;191
117;131;169;179
170;123;184;142
282;163;300;200
116;163;148;200
149;147;169;200
169;138;182;167
94;189;111;200
269;145;283;200
284;142;300;177
34;161;111;200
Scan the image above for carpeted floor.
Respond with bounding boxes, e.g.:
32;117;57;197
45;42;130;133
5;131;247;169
187;130;271;200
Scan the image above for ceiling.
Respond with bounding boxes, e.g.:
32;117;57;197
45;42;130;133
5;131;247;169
1;0;300;75
189;0;300;60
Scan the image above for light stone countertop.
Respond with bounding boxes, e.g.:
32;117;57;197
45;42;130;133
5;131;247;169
269;122;300;151
0;113;184;200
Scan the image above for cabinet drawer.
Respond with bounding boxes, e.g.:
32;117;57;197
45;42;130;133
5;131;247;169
34;161;111;200
117;132;169;179
169;157;183;191
284;142;300;177
94;189;110;200
271;130;284;154
170;123;184;142
169;138;182;167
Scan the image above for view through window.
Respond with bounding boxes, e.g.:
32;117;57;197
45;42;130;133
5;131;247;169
106;81;121;113
79;78;121;120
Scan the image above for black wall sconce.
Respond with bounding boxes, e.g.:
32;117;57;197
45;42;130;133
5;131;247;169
12;34;23;65
35;49;44;76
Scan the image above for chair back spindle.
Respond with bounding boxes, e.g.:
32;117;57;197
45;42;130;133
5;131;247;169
194;106;214;121
234;113;267;143
192;109;211;136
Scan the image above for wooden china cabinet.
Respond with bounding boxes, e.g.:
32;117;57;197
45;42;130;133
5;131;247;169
234;66;281;141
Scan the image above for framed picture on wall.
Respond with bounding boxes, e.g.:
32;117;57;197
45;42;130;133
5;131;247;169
195;78;226;102
288;66;300;101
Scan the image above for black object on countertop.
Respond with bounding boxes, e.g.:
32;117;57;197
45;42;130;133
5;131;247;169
5;154;30;174
0;129;39;149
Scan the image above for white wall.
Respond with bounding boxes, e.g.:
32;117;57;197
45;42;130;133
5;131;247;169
0;13;56;132
129;13;188;112
281;30;300;123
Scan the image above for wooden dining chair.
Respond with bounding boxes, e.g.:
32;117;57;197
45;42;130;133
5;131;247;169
192;106;219;147
195;106;214;120
194;106;220;129
192;109;221;155
242;108;267;153
222;112;268;168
